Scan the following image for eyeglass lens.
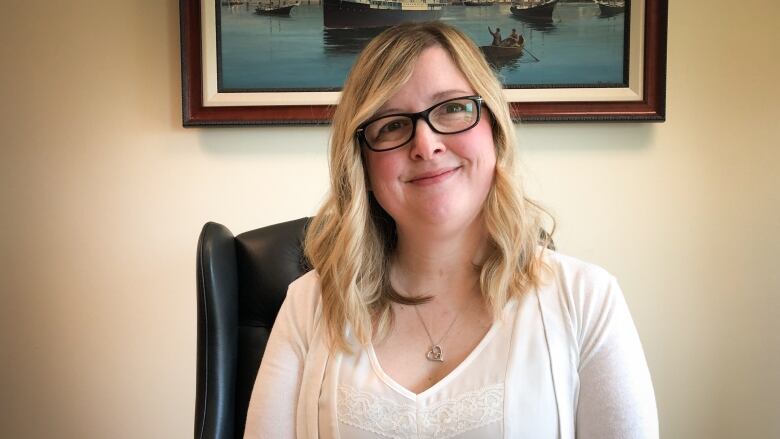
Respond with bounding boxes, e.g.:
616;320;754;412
363;97;479;151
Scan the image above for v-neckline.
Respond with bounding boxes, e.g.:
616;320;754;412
367;298;515;400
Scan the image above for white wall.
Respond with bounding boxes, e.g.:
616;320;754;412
1;1;778;438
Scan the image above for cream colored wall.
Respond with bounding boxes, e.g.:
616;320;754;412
1;1;777;438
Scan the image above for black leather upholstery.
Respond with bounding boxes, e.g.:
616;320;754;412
195;218;311;439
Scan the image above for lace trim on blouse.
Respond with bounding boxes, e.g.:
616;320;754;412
337;383;504;439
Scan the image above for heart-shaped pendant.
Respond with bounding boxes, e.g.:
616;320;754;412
426;345;444;362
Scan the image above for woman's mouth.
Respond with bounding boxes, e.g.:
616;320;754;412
407;166;462;186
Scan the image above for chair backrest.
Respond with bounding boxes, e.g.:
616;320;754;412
195;218;310;439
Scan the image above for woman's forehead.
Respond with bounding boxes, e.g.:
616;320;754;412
375;47;474;114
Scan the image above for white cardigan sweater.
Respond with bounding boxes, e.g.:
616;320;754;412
244;250;659;438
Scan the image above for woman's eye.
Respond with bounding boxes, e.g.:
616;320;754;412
379;119;407;134
443;103;468;113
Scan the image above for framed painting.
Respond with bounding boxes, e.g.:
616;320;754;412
180;0;667;125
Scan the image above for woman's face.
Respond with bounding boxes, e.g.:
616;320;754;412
363;46;497;235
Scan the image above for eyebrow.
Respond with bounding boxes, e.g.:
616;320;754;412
374;89;474;117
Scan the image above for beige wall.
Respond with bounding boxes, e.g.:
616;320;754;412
1;1;778;438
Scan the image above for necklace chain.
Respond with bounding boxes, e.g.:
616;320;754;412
414;305;459;363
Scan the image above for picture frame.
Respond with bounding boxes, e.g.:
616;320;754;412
180;0;667;126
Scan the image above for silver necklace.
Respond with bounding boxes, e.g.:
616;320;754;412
414;305;459;363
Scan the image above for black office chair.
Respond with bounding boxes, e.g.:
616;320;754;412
195;218;311;439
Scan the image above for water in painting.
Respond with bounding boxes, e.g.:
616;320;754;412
217;0;627;91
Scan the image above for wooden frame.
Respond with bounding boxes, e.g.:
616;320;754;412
180;0;667;126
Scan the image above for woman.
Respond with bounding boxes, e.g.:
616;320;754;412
245;22;658;438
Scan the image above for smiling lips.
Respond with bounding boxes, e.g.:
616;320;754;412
407;166;462;186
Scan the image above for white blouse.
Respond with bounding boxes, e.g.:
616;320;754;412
244;250;659;439
318;300;520;439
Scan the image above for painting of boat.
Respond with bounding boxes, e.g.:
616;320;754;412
480;42;525;69
212;0;630;94
481;43;524;59
255;0;300;16
464;0;496;6
509;0;559;21
595;0;625;17
323;0;445;29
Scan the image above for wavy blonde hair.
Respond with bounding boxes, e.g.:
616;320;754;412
304;21;552;351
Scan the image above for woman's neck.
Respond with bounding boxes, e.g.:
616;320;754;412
391;218;488;300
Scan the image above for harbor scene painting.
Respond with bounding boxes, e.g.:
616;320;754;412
216;0;629;92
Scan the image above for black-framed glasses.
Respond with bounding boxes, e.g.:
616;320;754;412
356;95;484;152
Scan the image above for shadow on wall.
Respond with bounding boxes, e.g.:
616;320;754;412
517;122;657;152
196;126;331;157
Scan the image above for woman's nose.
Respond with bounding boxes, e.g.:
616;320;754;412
409;119;446;160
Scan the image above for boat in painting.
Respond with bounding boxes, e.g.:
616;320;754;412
509;0;559;20
323;0;445;29
255;0;299;16
464;0;495;6
480;42;525;69
481;42;524;59
594;0;625;17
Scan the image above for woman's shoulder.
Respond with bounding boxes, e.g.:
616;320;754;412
270;270;326;345
535;248;623;323
538;247;616;288
288;269;321;293
281;269;323;318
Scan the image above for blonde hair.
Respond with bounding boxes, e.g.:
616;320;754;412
304;21;552;351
